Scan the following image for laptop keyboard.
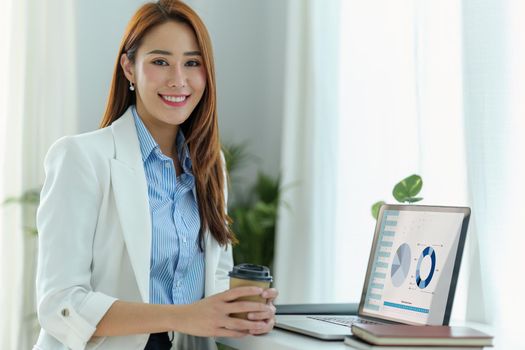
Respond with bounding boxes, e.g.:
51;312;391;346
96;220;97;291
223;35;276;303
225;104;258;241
308;316;381;327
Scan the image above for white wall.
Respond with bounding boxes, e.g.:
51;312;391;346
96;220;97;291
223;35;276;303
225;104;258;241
75;0;286;182
75;0;143;132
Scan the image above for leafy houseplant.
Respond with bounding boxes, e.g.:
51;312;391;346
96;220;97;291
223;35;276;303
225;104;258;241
3;188;41;235
371;174;423;219
229;173;279;269
222;143;281;270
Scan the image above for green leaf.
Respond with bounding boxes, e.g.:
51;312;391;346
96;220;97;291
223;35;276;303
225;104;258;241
371;201;386;219
221;142;251;175
254;173;280;203
24;226;38;235
2;188;41;206
225;143;284;268
392;174;423;203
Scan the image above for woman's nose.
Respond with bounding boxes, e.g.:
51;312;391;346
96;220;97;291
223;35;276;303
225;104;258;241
167;64;186;88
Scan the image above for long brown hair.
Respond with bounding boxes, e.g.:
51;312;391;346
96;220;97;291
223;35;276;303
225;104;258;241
100;0;236;248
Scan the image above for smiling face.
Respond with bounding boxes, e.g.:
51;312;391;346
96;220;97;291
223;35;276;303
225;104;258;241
121;20;206;134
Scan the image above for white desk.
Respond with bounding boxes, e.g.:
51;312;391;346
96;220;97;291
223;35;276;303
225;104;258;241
217;322;494;350
217;328;348;350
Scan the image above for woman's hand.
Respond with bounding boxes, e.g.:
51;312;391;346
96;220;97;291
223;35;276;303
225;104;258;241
173;286;274;338
246;288;279;335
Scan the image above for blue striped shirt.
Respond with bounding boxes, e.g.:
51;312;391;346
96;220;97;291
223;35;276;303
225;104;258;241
132;106;205;305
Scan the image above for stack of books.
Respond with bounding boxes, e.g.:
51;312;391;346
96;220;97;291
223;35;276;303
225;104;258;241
344;324;493;350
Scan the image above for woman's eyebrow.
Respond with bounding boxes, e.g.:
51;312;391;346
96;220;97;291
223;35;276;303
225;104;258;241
145;49;201;56
184;51;201;56
146;49;172;55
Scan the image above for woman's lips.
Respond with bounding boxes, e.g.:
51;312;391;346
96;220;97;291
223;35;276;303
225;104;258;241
159;94;189;107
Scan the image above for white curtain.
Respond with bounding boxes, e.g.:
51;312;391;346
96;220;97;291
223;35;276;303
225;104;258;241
334;0;468;313
276;0;525;347
0;0;77;348
0;1;26;348
463;0;525;347
275;0;468;304
274;0;341;303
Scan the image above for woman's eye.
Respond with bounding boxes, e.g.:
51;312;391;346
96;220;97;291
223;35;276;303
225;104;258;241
186;60;201;67
152;59;168;66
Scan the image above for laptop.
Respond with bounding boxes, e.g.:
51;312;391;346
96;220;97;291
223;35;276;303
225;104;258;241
275;204;471;340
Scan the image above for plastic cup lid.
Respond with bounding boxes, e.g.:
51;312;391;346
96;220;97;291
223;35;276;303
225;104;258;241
228;263;273;282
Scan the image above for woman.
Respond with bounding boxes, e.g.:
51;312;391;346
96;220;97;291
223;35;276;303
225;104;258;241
34;1;278;349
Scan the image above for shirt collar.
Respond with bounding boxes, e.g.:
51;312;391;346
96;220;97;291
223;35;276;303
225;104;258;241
132;105;193;173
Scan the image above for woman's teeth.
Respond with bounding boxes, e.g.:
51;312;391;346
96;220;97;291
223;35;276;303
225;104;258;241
162;95;187;102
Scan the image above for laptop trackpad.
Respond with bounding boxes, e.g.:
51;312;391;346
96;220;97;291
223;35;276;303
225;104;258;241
275;315;352;340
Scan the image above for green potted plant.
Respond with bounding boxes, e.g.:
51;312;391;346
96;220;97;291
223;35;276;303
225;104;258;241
371;174;423;219
222;143;282;270
3;188;40;235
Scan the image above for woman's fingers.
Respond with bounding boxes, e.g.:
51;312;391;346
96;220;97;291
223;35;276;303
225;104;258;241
225;317;267;332
245;290;277;334
249;318;275;335
247;310;273;320
220;287;263;301
246;302;276;320
261;288;279;301
207;287;279;335
228;300;270;314
175;287;278;338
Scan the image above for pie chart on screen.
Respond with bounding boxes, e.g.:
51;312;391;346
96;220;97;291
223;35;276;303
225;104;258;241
391;243;411;287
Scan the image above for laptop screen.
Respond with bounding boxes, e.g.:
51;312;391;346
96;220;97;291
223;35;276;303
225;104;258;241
359;205;470;325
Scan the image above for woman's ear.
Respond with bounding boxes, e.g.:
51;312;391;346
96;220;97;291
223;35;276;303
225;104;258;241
120;53;135;83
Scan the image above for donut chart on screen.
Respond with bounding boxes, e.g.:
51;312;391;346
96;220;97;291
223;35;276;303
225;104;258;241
415;246;436;289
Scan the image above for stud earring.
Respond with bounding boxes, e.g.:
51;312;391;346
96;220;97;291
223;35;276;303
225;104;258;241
129;81;135;91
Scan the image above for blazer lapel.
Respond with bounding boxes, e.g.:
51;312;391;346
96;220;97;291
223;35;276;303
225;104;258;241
110;109;151;302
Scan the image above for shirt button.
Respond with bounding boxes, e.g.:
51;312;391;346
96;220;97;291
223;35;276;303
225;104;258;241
176;280;182;287
61;308;70;317
164;162;170;168
182;238;187;243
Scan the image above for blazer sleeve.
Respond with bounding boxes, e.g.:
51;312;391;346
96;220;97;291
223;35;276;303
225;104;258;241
215;244;233;293
214;151;234;293
36;137;117;350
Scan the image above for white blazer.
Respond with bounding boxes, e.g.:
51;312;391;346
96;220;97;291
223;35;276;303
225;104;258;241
34;107;233;350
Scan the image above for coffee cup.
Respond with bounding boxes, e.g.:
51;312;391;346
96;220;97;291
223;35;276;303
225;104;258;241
228;263;273;319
